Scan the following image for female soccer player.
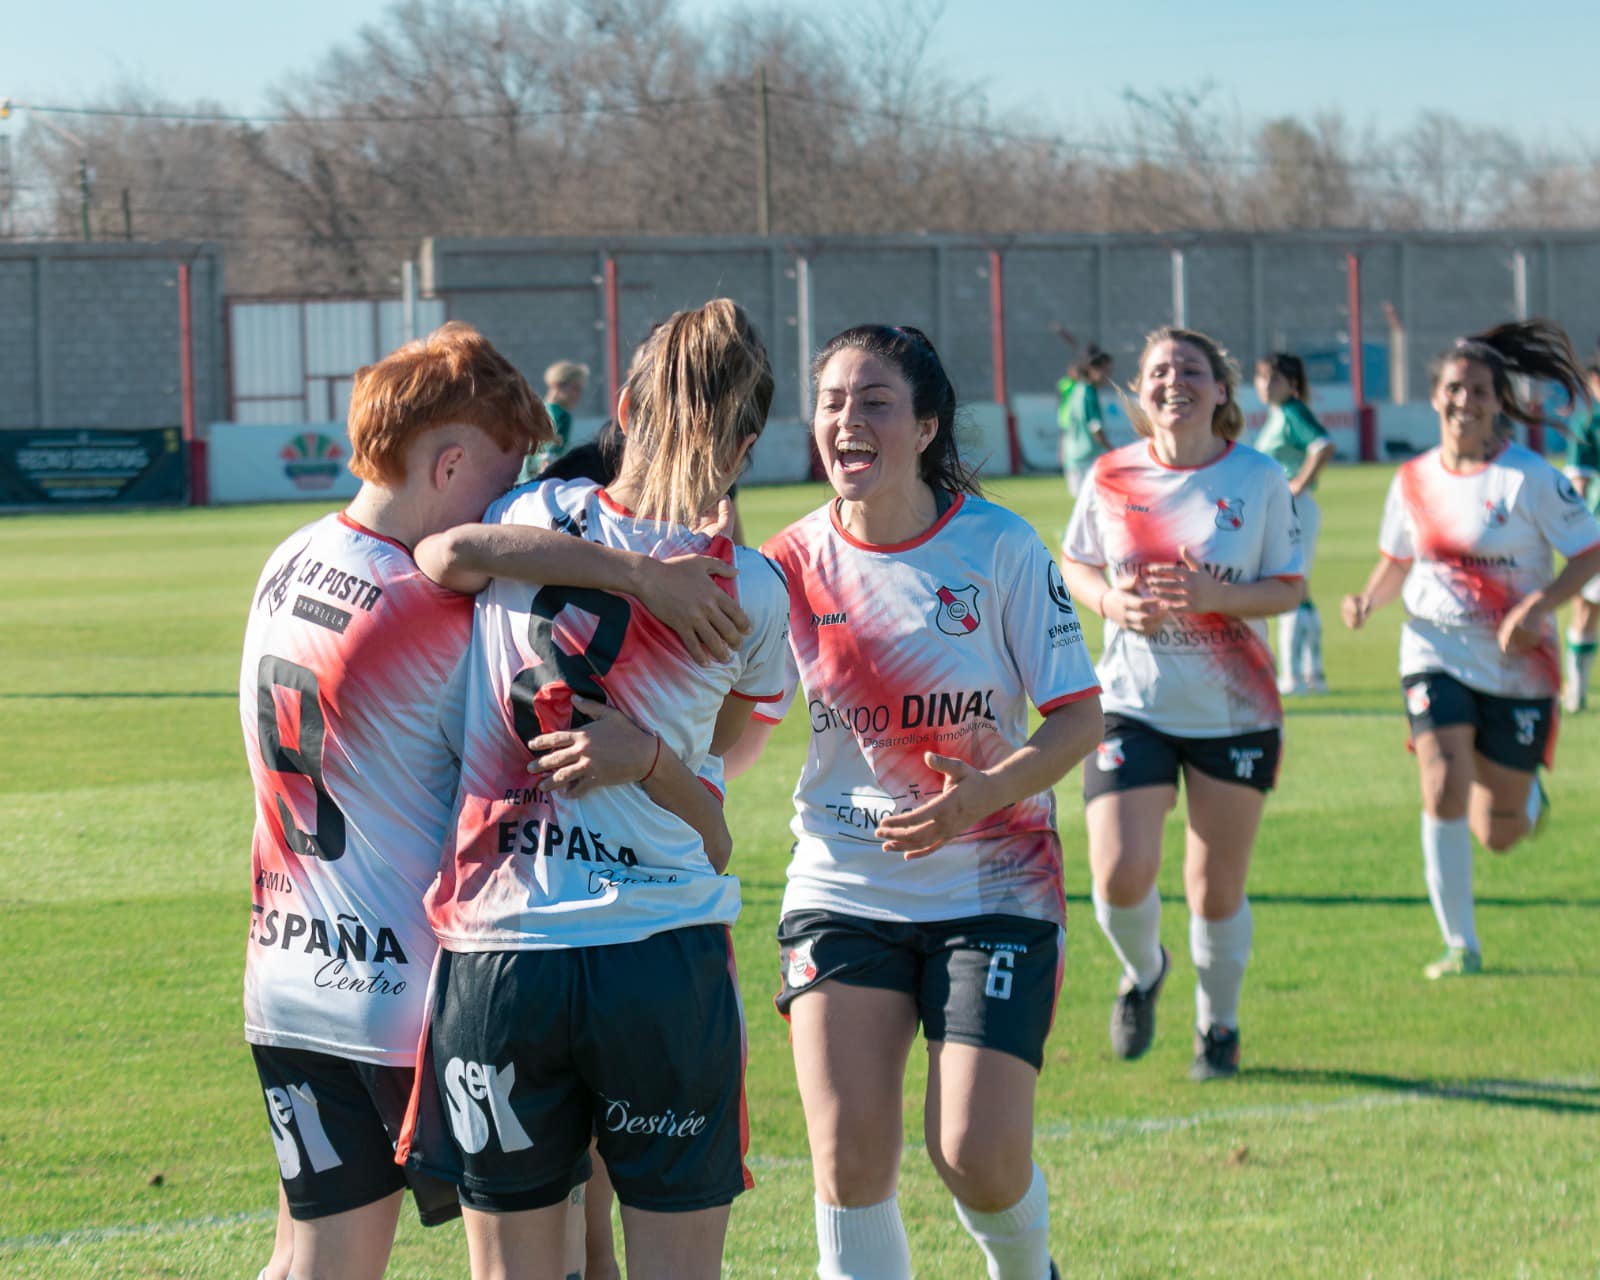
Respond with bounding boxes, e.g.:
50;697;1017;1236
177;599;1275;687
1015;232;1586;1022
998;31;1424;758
1342;321;1600;979
727;324;1103;1280
1060;344;1116;497
1561;361;1600;712
399;299;791;1280
1254;352;1335;695
1060;327;1304;1082
242;323;746;1280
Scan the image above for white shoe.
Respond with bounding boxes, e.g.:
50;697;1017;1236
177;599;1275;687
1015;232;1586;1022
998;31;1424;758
1303;673;1329;695
1277;677;1305;697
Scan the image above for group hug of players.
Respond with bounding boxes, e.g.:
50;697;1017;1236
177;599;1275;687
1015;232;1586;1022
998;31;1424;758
241;302;1600;1280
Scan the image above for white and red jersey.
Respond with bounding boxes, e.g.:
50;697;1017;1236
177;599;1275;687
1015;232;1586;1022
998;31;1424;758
427;480;791;951
241;513;471;1066
1063;440;1304;736
759;494;1100;927
1379;443;1600;698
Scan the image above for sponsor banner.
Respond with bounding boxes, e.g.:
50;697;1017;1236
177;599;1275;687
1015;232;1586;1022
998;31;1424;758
209;422;360;505
0;427;186;507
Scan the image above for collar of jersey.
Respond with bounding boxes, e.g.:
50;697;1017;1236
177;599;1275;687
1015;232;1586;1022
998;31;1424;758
1146;439;1235;472
337;510;413;556
828;491;965;552
1435;440;1507;477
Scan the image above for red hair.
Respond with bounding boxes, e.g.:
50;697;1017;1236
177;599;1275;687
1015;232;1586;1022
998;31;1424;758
348;322;550;484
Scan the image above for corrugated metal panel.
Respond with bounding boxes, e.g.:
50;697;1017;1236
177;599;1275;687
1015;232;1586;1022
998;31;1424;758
234;397;308;425
231;303;304;398
305;302;379;375
377;298;447;354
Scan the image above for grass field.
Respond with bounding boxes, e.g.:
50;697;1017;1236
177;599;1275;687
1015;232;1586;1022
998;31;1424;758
2;467;1598;1278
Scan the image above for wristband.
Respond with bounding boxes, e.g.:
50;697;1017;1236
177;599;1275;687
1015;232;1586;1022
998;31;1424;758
640;734;663;784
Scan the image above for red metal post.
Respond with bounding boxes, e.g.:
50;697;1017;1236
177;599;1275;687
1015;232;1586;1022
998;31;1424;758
604;256;621;414
989;249;1021;475
178;261;207;505
1347;252;1376;463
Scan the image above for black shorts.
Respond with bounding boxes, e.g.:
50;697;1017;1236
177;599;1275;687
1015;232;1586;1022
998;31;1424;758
1402;672;1556;772
775;910;1063;1071
1083;713;1282;799
250;1044;460;1226
404;926;751;1215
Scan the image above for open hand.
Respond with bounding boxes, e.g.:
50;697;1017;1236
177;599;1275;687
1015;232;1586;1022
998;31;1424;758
1144;546;1223;614
640;553;751;665
527;695;658;797
874;752;992;859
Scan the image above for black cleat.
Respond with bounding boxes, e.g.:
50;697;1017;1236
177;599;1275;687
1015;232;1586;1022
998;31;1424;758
1050;1262;1060;1279
1109;946;1169;1060
1190;1024;1240;1081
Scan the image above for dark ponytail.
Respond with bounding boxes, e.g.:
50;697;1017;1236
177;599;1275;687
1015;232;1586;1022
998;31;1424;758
811;324;981;497
1068;343;1115;383
1258;352;1310;402
1434;319;1587;426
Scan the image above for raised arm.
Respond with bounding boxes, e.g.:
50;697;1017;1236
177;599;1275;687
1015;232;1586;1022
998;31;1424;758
416;523;750;664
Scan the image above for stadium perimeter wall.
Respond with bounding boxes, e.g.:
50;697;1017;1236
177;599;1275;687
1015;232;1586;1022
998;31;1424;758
418;231;1600;425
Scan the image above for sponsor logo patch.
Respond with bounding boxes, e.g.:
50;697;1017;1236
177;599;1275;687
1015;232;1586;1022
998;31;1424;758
1047;561;1075;613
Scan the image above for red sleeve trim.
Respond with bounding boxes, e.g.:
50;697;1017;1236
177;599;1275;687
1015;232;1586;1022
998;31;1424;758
1379;551;1414;565
1038;686;1102;714
730;689;785;704
1270;573;1305;583
753;710;784;726
699;777;726;804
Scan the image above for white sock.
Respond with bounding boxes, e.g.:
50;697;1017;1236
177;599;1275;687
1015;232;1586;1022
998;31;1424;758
816;1195;911;1280
1191;899;1252;1032
953;1164;1051;1280
1422;814;1477;952
1093;884;1164;989
1276;610;1299;685
1567;631;1597;698
1524;773;1542;827
1300;602;1324;681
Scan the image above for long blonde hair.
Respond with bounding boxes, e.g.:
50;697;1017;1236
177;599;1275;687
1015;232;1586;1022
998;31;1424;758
621;299;774;525
1130;326;1244;441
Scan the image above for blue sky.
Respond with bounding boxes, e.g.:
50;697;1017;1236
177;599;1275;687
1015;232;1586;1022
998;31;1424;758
2;0;1597;147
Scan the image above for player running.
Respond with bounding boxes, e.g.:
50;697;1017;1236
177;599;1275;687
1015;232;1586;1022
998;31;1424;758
1060;327;1304;1082
1342;321;1600;979
242;323;745;1280
728;324;1103;1280
1253;352;1335;695
1561;361;1600;711
1060;344;1116;498
398;299;791;1280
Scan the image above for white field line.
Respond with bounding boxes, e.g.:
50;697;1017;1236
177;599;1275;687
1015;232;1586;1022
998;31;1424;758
6;1078;1595;1253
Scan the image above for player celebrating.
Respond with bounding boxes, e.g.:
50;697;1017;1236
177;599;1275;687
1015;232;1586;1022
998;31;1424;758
1561;361;1600;711
1253;352;1335;695
399;299;791;1280
1060;327;1304;1082
728;324;1103;1280
242;323;747;1280
1060;344;1115;497
1342;321;1600;979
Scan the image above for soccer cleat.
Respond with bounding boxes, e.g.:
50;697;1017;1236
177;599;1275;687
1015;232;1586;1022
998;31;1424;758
1303;672;1329;695
1422;946;1482;980
1189;1024;1240;1081
1109;946;1169;1060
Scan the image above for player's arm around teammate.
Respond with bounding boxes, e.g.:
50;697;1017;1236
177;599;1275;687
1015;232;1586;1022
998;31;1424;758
729;324;1101;1280
1059;327;1303;1084
1342;321;1600;979
243;324;552;1280
401;300;790;1280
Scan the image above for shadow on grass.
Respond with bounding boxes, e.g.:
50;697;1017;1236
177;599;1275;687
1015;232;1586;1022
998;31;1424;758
1247;1067;1600;1115
1063;892;1600;909
0;691;234;699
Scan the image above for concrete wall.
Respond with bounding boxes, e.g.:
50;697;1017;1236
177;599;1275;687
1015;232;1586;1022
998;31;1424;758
421;231;1600;423
0;243;226;432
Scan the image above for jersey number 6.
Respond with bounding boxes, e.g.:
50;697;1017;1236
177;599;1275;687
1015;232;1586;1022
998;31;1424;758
257;655;346;861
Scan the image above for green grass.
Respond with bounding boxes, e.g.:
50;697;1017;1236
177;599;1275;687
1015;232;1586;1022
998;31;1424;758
2;471;1598;1277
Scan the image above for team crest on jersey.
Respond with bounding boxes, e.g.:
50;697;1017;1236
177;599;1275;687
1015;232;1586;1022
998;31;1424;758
1483;499;1510;528
1096;738;1125;772
1047;562;1075;614
786;938;819;988
1556;475;1584;506
935;584;982;636
1406;681;1431;716
1215;498;1245;530
257;538;311;616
